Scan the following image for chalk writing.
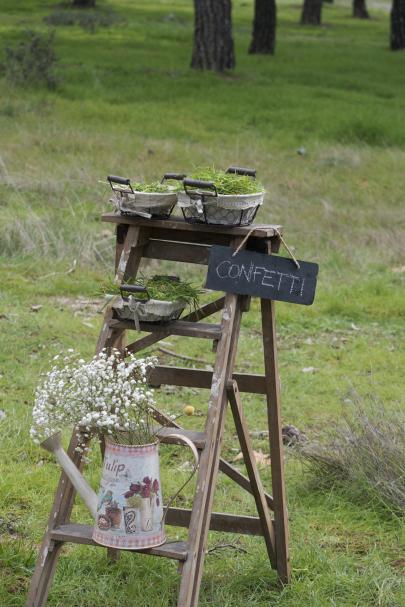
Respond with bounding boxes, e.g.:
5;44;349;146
206;246;318;306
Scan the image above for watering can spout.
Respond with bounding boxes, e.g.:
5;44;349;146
41;432;98;519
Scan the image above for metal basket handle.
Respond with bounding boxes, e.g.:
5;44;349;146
161;173;187;184
225;166;257;179
183;178;218;198
107;175;134;194
119;284;149;299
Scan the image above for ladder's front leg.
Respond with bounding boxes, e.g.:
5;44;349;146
177;293;243;607
25;433;87;607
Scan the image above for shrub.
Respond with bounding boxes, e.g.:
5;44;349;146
296;393;405;515
3;30;58;89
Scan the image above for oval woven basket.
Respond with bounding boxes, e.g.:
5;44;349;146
113;191;177;218
178;191;264;226
113;296;186;324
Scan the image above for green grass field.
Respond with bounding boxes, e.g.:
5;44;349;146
0;1;404;606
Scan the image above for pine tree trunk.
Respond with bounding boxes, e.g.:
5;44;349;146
72;0;96;6
353;0;369;18
391;0;405;49
249;0;277;54
191;0;235;71
301;0;323;24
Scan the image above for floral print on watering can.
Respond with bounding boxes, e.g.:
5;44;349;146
93;441;165;550
92;435;198;550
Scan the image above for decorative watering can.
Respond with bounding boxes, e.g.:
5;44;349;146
41;432;199;550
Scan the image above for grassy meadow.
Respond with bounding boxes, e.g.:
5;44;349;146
0;1;404;605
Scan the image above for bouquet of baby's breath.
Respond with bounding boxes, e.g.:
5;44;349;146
31;350;158;451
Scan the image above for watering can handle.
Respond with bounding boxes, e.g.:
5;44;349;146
164;432;199;468
161;432;199;524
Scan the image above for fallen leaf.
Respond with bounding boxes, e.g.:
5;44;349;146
392;266;405;274
302;367;318;373
30;305;42;312
350;323;360;331
233;450;270;468
391;558;405;570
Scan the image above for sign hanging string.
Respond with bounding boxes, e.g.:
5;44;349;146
232;226;300;269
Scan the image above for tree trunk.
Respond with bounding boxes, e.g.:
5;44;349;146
391;0;405;49
72;0;96;7
249;0;277;54
353;0;369;18
301;0;323;24
191;0;235;71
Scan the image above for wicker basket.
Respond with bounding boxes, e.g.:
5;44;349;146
107;175;180;219
178;191;263;226
113;296;186;327
113;190;177;219
179;168;264;226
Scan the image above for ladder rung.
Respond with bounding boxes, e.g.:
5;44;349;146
166;507;264;536
157;427;206;449
110;319;222;340
50;524;188;561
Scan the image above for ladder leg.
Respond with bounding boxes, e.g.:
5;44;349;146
261;298;291;585
227;380;277;568
25;434;86;607
177;293;243;607
115;225;149;283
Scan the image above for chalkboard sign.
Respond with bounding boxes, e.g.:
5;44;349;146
205;246;318;305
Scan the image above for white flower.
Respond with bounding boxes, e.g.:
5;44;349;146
31;349;156;449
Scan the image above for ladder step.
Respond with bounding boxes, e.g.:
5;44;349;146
157;427;206;449
50;524;188;561
166;507;264;536
109;319;222;340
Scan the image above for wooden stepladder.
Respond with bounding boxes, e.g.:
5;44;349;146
27;214;291;607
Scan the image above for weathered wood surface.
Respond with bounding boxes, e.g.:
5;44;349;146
261;298;291;584
110;319;222;340
102;212;281;239
165;508;263;536
148;365;267;394
125;296;225;356
227;380;276;566
25;434;89;607
178;291;242;607
50;524;188;560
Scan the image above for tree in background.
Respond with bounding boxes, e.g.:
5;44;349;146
301;0;323;25
249;0;277;55
353;0;370;18
72;0;96;6
191;0;234;70
391;0;405;49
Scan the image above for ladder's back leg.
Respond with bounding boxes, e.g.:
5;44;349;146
261;298;291;584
